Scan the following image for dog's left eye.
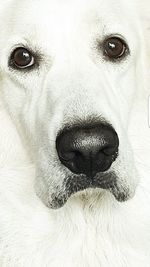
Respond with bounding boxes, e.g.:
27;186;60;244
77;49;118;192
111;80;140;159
9;47;35;69
103;37;128;60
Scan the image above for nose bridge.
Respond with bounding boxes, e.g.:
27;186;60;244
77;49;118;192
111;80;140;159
52;55;111;99
46;49;117;129
61;67;114;121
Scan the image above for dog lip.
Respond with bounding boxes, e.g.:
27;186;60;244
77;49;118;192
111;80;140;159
48;179;130;210
47;171;119;209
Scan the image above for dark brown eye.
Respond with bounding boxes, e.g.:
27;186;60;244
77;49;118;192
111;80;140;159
103;37;127;60
10;47;35;69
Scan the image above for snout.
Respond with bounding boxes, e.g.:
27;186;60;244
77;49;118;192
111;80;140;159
56;123;119;178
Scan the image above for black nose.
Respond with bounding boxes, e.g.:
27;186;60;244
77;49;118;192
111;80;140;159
56;123;119;178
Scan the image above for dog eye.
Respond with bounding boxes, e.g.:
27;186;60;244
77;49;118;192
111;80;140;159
10;47;35;69
103;37;127;60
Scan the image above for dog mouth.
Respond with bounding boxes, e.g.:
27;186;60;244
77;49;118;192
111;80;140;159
48;171;130;209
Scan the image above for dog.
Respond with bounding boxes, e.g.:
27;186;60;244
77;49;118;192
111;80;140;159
0;0;150;266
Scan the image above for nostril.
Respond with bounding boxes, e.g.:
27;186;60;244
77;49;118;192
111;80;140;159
102;135;119;156
60;151;75;161
58;152;74;163
102;145;118;156
59;150;83;162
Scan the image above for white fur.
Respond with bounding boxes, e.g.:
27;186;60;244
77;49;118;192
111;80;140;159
0;0;150;266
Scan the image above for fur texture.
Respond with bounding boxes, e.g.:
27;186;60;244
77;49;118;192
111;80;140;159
0;0;150;266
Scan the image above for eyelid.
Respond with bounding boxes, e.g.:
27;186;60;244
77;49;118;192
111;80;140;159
102;33;128;44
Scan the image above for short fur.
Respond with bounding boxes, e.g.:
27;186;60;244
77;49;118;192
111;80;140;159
0;0;150;266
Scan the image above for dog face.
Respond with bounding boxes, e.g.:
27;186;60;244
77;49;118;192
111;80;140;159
0;0;143;208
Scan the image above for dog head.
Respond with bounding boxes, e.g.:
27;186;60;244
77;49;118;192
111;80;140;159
0;0;146;208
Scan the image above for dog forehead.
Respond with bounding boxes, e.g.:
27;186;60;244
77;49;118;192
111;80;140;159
0;0;140;61
5;0;136;37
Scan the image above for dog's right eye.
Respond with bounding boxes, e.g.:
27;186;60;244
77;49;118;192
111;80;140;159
9;47;35;69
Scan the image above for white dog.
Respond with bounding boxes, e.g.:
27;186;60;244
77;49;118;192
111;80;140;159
0;0;150;266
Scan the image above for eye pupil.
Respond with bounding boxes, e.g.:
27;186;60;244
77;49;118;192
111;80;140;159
104;37;126;60
11;48;34;69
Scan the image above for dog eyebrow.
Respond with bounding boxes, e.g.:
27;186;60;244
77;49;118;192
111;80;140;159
23;40;46;61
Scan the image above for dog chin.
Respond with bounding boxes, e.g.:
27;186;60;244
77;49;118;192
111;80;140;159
46;172;134;209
